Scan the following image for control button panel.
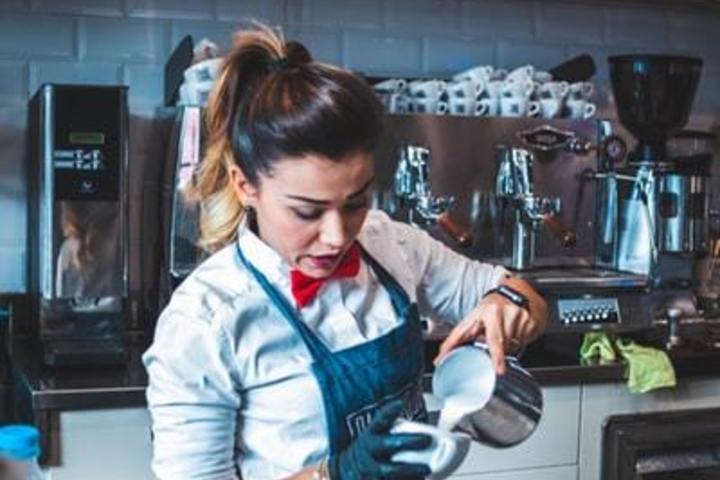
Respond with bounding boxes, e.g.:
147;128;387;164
557;298;621;326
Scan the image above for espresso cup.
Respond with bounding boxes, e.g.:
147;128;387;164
448;97;476;116
473;101;490;117
413;98;449;115
500;96;540;117
484;80;505;99
505;65;535;83
373;78;408;93
452;65;494;84
536;81;569;100
447;79;483;99
539;97;562;119
501;79;534;99
476;97;498;116
384;92;410;114
408;79;447;99
566;99;596;119
490;68;508;81
569;81;594;100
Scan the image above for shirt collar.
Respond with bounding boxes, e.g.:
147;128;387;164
236;217;291;286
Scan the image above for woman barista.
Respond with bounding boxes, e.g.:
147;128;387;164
143;24;548;480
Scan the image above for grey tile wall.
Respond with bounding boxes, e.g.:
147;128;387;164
0;0;719;291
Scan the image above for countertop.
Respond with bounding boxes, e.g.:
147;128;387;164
9;326;720;413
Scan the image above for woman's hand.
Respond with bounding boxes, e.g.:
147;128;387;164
327;401;432;480
433;277;547;374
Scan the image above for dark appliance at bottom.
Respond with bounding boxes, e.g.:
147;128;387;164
603;408;720;479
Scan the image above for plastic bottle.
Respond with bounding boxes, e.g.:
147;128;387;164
0;425;46;480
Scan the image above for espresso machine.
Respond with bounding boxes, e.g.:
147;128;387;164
372;114;653;334
27;84;130;366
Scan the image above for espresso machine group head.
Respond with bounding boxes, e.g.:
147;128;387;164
495;145;577;270
394;144;473;247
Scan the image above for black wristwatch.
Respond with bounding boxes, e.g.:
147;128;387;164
484;284;530;311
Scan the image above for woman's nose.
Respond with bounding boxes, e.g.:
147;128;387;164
319;211;349;248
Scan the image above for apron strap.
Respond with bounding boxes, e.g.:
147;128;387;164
356;244;413;319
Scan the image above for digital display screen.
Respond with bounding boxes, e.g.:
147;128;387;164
69;132;105;145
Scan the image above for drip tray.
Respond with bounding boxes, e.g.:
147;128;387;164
517;266;650;291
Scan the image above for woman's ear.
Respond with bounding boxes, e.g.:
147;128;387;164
228;164;258;207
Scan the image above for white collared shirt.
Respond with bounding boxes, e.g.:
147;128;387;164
143;210;508;479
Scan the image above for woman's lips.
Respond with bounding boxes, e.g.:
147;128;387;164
307;253;341;269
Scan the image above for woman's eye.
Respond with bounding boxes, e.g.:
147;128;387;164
292;208;324;220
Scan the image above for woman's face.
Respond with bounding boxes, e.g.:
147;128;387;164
232;151;374;278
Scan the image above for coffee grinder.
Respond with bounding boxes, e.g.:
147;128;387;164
27;84;129;366
596;55;707;288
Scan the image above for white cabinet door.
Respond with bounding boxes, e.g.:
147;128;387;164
47;408;153;480
434;385;581;475
451;464;577;479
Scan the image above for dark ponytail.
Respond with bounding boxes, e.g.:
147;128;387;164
194;23;383;253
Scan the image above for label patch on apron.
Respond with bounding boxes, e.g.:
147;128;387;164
345;378;427;438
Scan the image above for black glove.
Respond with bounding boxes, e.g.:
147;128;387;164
327;400;433;480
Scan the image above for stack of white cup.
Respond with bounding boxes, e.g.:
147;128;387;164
406;79;449;114
372;63;596;119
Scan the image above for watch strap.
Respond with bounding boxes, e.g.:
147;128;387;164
484;284;530;310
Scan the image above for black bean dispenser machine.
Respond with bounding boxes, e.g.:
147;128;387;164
27;84;129;366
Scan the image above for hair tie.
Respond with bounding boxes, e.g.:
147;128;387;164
269;56;291;72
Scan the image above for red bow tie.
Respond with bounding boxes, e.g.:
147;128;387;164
290;243;361;308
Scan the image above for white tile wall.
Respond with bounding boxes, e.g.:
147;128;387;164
29;60;122;93
82;17;169;62
424;37;495;76
32;0;124;17
461;0;536;40
344;30;422;75
0;14;76;58
386;0;461;36
0;60;28;103
303;0;383;30
0;0;719;292
498;39;567;70
122;63;164;106
605;6;668;47
126;0;215;20
215;0;285;23
537;2;604;45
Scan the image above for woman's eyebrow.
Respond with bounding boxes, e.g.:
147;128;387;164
285;176;376;205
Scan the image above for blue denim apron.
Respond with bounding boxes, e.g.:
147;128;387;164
235;243;427;454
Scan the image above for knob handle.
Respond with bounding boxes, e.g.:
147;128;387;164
437;213;473;247
543;215;577;247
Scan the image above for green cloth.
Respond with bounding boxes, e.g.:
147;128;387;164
580;332;677;394
580;332;617;364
